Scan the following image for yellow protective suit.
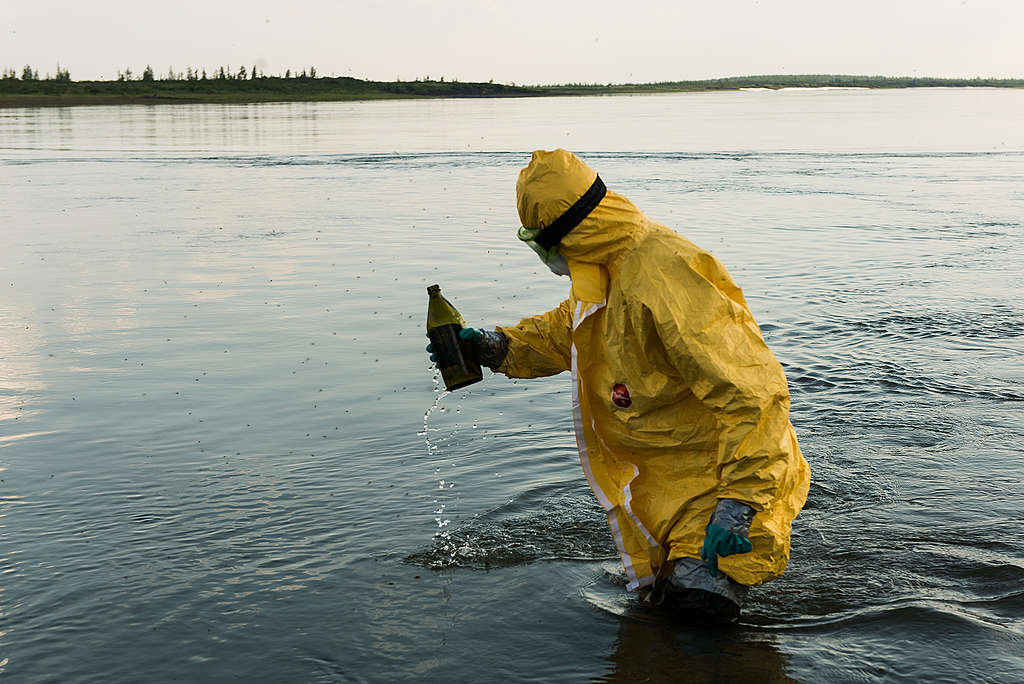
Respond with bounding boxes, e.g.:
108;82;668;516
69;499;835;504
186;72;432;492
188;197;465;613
496;150;810;590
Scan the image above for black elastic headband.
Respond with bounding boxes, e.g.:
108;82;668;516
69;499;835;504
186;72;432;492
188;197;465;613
534;175;607;250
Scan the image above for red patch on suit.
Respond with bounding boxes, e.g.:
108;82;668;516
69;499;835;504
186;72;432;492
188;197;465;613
611;383;632;409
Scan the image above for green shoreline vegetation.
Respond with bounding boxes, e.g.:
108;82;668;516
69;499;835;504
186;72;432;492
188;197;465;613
1;64;1022;107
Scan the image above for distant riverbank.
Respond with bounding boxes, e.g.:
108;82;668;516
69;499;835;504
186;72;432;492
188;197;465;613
1;74;1022;108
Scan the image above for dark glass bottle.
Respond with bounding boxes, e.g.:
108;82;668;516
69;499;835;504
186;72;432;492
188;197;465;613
426;284;482;391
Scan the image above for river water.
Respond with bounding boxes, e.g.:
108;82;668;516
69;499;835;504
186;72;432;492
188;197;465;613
1;89;1022;682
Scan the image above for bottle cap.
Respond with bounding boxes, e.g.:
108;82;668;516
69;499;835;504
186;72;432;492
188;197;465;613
427;284;440;294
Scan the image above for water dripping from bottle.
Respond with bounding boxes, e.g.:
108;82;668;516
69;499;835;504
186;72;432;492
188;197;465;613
422;368;458;564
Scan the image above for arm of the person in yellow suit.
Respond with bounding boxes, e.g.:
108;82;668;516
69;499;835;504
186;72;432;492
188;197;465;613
648;263;792;512
493;299;573;378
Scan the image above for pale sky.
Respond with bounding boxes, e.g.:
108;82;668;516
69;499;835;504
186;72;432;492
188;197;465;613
3;0;1022;83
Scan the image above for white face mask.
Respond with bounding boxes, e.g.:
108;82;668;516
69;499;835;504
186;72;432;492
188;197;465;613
546;253;571;277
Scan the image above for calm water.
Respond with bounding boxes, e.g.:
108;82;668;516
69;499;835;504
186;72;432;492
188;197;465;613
1;89;1023;683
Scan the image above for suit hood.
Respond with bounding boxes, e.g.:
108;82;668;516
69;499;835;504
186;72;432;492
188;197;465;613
516;149;646;266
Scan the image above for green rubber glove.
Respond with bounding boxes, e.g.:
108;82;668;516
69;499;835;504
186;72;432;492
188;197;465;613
426;328;482;363
700;524;753;577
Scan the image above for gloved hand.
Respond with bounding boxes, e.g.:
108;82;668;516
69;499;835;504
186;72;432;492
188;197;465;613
457;327;483;344
700;499;755;577
426;328;483;362
426;328;508;369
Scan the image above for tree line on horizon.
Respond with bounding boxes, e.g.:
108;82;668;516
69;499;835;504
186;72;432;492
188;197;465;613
2;64;71;81
3;63;486;85
1;64;326;82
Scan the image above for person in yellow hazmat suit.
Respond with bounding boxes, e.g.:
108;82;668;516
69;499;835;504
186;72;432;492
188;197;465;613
429;149;810;622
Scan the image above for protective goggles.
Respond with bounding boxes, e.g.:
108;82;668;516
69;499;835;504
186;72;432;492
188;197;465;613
517;225;561;263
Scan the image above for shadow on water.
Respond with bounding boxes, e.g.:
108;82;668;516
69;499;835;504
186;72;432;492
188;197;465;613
595;618;797;684
578;565;798;683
